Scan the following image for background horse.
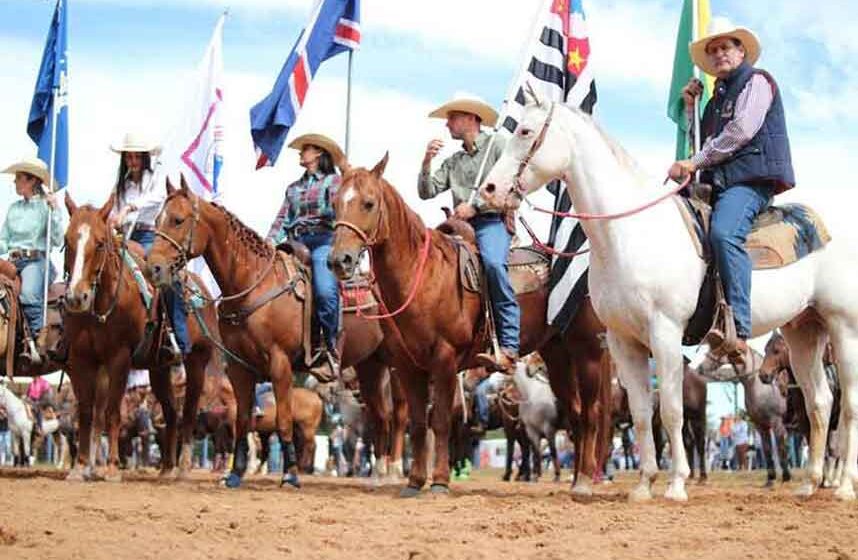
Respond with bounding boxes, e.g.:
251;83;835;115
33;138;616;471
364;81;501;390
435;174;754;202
0;380;33;466
513;355;563;482
479;92;858;501
62;194;217;482
148;179;408;488
252;387;323;474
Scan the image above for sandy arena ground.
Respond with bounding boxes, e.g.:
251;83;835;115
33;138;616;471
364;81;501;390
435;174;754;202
1;467;856;560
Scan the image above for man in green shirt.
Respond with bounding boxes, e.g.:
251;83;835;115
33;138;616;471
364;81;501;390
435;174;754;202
418;95;520;379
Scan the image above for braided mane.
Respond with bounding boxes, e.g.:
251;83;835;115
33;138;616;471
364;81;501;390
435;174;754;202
210;202;273;259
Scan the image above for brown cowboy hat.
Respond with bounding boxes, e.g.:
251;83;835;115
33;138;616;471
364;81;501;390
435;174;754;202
1;156;53;186
690;17;761;77
288;133;346;169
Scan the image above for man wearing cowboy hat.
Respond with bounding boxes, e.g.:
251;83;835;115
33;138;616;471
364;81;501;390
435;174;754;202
419;94;520;380
667;18;795;369
0;156;65;366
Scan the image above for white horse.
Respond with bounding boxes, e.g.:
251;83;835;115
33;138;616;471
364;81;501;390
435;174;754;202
479;92;858;501
0;380;34;466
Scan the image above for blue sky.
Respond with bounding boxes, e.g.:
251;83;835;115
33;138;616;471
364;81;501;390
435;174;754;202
2;0;856;421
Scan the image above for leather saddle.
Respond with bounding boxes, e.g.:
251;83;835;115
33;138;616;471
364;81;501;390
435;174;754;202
678;184;832;345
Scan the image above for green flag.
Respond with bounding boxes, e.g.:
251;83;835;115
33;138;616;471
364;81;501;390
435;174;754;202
668;0;713;160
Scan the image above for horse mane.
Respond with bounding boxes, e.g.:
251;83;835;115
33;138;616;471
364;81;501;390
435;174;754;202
210;202;273;259
565;106;649;182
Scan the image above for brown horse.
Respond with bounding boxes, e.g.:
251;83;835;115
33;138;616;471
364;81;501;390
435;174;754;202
62;194;217;481
252;387;323;474
329;155;611;496
147;179;407;488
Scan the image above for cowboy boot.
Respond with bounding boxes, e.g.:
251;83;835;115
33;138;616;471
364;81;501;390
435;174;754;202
19;336;43;369
309;348;340;384
475;348;518;374
726;339;752;372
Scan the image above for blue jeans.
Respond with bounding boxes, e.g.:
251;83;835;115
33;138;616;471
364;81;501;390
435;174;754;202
255;381;273;410
132;229;190;354
296;231;340;351
14;257;53;333
474;377;492;425
710;184;773;339
471;215;520;353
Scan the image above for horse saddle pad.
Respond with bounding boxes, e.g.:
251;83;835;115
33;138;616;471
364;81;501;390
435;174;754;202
678;197;831;269
121;249;154;309
452;238;550;295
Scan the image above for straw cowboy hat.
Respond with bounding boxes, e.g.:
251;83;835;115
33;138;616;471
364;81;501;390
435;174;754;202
110;132;162;155
288;133;346;168
1;156;52;186
690;17;761;77
429;95;498;128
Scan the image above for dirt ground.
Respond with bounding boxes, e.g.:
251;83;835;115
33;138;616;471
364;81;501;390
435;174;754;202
1;467;856;560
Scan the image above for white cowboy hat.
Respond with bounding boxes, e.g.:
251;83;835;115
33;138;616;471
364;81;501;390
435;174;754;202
110;132;162;155
428;95;498;128
288;133;346;169
690;17;761;77
1;156;53;186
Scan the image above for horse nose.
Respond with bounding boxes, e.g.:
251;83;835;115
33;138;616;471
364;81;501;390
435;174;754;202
329;252;354;277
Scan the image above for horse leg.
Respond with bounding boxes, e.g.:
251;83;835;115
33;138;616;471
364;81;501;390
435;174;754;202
775;421;792;483
103;356;131;482
223;366;253;488
695;418;708;484
66;367;94;481
389;370;408;481
177;349;208;479
782;322;831;497
650;322;690;501
429;369;456;493
503;426;514;481
270;350;300;488
760;427;776;487
525;425;542;482
829;325;858;501
399;368;429;497
573;352;603;495
149;365;178;479
548;429;561;482
607;331;657;502
355;357;390;484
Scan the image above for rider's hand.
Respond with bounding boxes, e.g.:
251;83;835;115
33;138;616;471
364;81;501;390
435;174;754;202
453;202;477;221
44;193;58;209
681;78;704;110
422;139;444;166
668;160;696;182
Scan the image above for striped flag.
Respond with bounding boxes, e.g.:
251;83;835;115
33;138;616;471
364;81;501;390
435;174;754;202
250;0;361;169
503;0;596;331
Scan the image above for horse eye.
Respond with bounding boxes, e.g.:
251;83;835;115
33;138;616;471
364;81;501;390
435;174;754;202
95;241;105;251
363;201;375;211
519;128;533;137
173;216;185;226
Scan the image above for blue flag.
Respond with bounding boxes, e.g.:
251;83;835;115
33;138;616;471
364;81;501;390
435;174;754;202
250;0;360;168
28;0;69;190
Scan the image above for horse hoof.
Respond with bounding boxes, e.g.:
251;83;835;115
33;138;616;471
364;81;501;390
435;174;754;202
697;477;708;486
794;483;815;498
104;472;123;484
763;479;775;489
222;472;242;489
65;469;86;482
281;473;301;489
501;474;511;482
429;484;450;495
628;483;653;503
399;485;422;498
571;475;593;497
176;468;191;481
158;468;177;481
834;485;856;502
665;483;688;502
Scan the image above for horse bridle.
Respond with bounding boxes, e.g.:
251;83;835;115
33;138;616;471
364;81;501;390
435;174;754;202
154;193;201;275
64;224;124;323
508;101;557;207
333;188;387;251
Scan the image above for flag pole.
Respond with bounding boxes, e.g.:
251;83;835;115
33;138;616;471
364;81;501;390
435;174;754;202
41;86;59;331
345;49;353;159
467;0;552;204
691;0;702;181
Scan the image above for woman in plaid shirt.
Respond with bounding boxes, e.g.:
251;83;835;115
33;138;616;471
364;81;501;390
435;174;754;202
267;134;344;382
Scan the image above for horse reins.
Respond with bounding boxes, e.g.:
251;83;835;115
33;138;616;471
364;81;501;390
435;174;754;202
64;225;125;324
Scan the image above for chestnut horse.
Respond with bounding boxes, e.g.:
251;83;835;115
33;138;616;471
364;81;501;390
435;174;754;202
62;195;217;481
147;179;406;488
329;155;611;496
252;387;323;474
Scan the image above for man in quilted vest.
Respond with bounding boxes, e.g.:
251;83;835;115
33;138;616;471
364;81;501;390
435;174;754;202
668;18;795;368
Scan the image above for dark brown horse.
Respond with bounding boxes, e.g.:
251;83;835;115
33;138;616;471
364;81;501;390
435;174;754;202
329;155;611;496
147;179;407;488
62;194;217;481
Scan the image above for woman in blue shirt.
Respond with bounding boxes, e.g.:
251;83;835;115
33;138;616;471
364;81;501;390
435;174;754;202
0;157;64;364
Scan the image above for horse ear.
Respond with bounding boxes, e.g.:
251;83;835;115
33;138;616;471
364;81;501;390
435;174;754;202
166;175;176;196
338;158;352;175
371;152;389;178
180;173;190;192
98;194;115;222
523;81;543;108
64;192;78;216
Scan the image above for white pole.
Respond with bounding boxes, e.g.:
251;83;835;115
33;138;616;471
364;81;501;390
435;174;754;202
691;0;702;161
345;50;353;159
467;0;551;204
41;87;59;330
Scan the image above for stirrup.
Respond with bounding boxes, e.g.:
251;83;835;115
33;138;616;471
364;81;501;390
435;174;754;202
308;351;339;383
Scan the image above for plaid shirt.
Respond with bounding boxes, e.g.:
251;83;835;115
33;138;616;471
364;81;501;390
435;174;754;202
267;171;341;242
